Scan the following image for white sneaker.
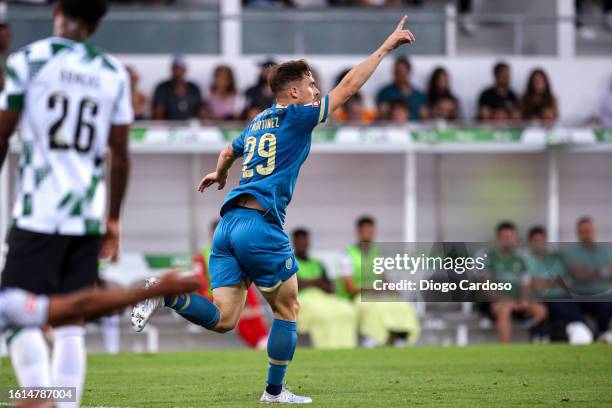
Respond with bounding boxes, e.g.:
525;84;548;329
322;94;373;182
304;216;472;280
131;277;164;332
260;386;312;404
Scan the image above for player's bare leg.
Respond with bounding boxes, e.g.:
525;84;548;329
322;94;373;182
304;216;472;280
132;279;248;333
210;281;248;333
258;275;311;404
491;301;516;343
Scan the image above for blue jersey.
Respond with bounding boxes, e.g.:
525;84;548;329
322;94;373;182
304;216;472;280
221;95;329;226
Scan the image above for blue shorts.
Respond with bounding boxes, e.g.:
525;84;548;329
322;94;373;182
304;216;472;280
209;207;298;292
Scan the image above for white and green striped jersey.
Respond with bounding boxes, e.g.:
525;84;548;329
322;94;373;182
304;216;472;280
0;36;133;236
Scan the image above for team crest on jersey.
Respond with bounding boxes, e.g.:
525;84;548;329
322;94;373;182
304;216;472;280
285;257;293;269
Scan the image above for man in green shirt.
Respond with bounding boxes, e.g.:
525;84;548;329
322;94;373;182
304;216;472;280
524;226;570;341
557;217;612;340
524;226;566;300
483;221;547;343
292;228;357;349
375;56;427;121
339;216;419;347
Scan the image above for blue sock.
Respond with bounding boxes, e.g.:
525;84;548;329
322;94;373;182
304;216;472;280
165;293;220;330
266;319;297;396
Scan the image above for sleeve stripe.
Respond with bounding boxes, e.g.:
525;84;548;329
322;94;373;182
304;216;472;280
318;95;328;124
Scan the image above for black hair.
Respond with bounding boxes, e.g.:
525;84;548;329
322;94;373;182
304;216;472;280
528;225;546;241
496;221;516;234
395;56;411;71
389;98;409;112
577;216;592;227
60;0;108;25
356;216;375;228
335;68;351;86
493;62;509;77
292;228;309;240
269;59;312;95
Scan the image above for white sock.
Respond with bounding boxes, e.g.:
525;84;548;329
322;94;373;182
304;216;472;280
9;327;52;387
52;325;87;408
101;315;120;354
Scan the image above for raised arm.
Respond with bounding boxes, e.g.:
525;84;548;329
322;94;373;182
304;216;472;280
328;15;415;114
47;271;200;326
197;144;240;192
100;124;131;261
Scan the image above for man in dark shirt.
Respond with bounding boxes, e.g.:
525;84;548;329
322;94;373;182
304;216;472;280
477;62;520;122
152;56;203;120
376;56;427;121
245;58;276;113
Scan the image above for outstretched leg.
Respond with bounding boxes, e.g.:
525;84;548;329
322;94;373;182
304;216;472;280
165;280;247;333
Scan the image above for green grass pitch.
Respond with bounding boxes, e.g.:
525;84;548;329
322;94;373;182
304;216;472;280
2;344;611;407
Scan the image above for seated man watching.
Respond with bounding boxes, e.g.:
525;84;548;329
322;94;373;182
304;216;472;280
339;216;420;347
482;221;547;343
559;217;612;342
292;228;357;349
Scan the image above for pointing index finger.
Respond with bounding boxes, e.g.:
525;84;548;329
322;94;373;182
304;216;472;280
396;15;408;31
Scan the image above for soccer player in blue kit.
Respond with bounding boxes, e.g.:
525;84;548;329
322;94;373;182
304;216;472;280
131;16;415;404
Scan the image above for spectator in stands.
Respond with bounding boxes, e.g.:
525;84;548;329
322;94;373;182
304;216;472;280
477;62;520;123
601;80;612;128
376;56;427;121
388;99;410;125
333;68;376;124
520;68;558;124
339;216;420;347
488;107;513;127
335;93;372;125
244;105;263;122
152;56;203;120
559;217;612;342
204;64;245;121
525;226;566;300
126;66;149;120
458;0;477;35
576;0;612;40
245;58;276;113
483;221;547;343
292;228;358;349
426;67;460;122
